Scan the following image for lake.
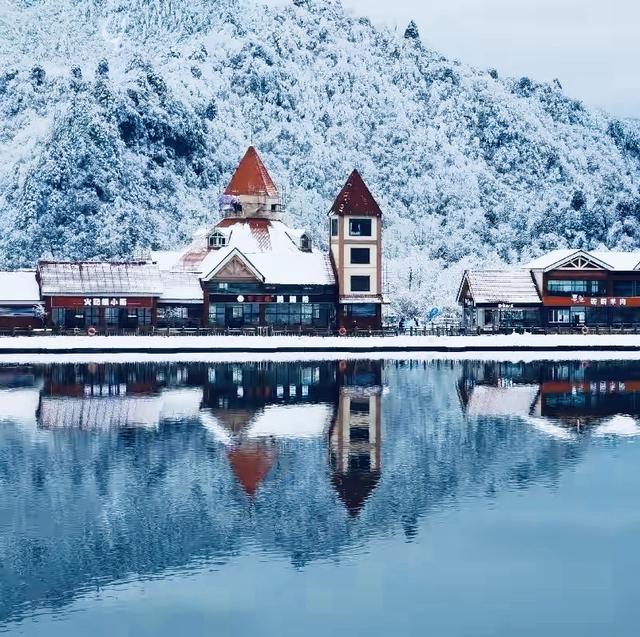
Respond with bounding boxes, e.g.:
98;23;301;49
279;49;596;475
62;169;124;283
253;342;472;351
1;358;640;636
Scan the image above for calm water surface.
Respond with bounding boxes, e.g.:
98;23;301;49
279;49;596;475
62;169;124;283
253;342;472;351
1;358;640;636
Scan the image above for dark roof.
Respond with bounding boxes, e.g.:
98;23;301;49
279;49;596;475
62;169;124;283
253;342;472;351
329;169;382;217
224;146;278;198
331;470;381;517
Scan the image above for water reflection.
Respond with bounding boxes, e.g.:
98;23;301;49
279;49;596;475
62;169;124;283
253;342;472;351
1;358;640;629
458;360;640;436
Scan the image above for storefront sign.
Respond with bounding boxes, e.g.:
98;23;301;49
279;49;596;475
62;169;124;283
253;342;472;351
83;297;127;307
497;303;514;309
543;296;640;307
48;296;154;309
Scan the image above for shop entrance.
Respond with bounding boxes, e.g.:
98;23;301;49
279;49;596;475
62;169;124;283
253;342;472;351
225;305;245;328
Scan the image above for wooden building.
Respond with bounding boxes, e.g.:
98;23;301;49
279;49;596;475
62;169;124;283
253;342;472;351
37;261;163;330
458;249;640;330
329;170;384;330
155;147;385;331
0;146;385;332
0;271;40;330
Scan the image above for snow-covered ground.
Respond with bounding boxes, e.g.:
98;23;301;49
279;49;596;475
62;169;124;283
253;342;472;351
0;333;639;364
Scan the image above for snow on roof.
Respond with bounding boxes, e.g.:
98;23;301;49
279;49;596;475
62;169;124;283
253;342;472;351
159;271;203;303
523;249;577;270
330;169;382;217
465;385;539;417
151;250;182;271
0;270;40;304
193;219;335;286
246;403;333;439
462;270;540;305
38;395;162;429
339;295;383;304
38;261;164;296
224;146;278;198
524;249;640;271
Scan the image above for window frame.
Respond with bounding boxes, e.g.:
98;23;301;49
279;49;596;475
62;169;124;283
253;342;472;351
348;218;372;237
350;247;370;264
350;275;371;292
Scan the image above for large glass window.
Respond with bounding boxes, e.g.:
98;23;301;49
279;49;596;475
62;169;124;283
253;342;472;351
344;303;377;317
548;309;571;324
350;248;370;264
546;279;606;296
105;307;119;326
351;276;371;292
86;307;100;326
209;304;225;326
265;303;327;327
612;280;639;297
52;308;65;325
349;218;372;237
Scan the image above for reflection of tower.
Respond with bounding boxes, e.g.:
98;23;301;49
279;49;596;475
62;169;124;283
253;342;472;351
330;361;383;517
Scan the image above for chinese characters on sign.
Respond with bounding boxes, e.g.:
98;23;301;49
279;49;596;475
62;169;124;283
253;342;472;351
570;295;627;306
83;298;128;307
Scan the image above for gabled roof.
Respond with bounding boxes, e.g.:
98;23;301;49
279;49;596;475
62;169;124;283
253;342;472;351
329;169;382;217
38;261;164;296
458;270;541;305
224;146;278;198
0;271;39;304
523;249;640;272
201;247;265;283
524;249;613;272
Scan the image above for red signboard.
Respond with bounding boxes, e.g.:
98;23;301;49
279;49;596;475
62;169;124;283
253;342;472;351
48;296;155;309
542;296;640;307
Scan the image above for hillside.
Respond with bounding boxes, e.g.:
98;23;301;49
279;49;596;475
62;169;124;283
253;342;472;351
1;0;639;315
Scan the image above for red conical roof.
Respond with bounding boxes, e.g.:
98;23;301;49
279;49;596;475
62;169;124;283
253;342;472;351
224;146;278;197
227;444;275;497
329;169;382;217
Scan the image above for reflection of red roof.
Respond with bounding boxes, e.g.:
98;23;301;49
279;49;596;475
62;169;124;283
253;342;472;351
330;169;382;217
228;444;275;497
224;146;278;197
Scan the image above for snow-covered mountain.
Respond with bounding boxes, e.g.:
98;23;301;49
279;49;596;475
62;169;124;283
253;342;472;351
1;0;639;313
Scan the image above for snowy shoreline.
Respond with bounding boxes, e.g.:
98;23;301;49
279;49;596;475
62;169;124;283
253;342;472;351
0;333;639;363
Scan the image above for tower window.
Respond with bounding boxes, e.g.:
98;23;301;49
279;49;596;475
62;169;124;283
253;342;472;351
349;218;372;237
331;218;338;237
350;248;370;264
351;276;371;292
208;232;227;249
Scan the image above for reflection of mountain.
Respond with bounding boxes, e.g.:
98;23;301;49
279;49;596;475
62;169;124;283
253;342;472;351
0;359;600;628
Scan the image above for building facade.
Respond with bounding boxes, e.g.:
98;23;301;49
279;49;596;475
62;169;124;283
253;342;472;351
329;170;385;330
0;147;385;332
459;249;640;330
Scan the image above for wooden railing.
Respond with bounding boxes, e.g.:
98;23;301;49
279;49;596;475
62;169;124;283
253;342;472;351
3;324;640;338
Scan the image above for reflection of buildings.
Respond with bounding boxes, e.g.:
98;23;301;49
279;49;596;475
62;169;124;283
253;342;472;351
330;361;383;517
36;363;203;430
459;360;640;430
201;361;340;498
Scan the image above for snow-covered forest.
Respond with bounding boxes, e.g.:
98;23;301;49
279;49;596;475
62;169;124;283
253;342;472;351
1;0;639;314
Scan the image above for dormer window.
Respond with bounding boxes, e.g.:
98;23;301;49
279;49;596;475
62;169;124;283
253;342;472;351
208;231;227;249
300;234;311;252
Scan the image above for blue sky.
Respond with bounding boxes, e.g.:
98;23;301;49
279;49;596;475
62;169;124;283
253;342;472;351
267;0;639;118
